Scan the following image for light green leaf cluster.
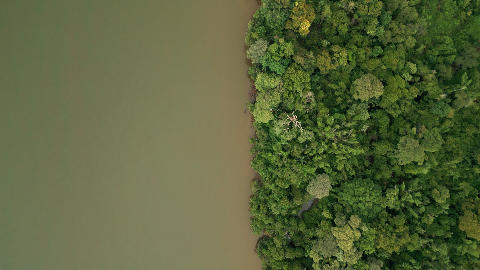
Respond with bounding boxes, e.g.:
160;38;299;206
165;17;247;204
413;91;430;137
282;63;311;97
247;39;269;64
432;186;450;204
306;174;332;199
331;215;362;252
252;89;282;123
255;72;282;92
459;210;480;241
352;74;384;102
252;73;284;123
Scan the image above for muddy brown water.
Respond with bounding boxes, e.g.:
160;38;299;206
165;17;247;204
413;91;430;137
0;1;261;269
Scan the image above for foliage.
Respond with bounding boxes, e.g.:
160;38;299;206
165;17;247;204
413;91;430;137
316;46;348;74
395;136;425;165
262;38;294;74
337;179;383;218
351;74;384;102
459;200;480;241
331;215;362;252
306;174;332;199
245;0;480;268
247;39;269;64
252;87;283;123
285;2;315;36
347;103;370;121
310;233;339;261
430;101;451;118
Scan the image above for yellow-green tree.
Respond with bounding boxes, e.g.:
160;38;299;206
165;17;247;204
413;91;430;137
331;45;348;66
375;212;411;254
285;2;315;36
459;200;480;241
331;215;362;252
316;50;334;74
316;46;348;74
309;233;339;261
356;0;383;17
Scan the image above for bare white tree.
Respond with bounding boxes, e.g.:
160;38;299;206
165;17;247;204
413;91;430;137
284;112;303;132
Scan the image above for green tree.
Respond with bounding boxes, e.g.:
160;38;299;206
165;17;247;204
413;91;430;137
331;45;348;67
430;101;451;117
356;0;382;17
395;136;425;165
367;257;384;270
294;49;316;74
371;46;383;57
455;46;480;68
254;72;282;92
343;246;363;265
316;46;348;74
282;63;311;100
251;73;283;123
453;90;474;110
357;225;377;255
313;260;344;270
262;38;294;74
375;212;411;254
252;87;282;123
337;179;383;217
347;103;370;121
261;0;290;35
310;233;339;261
432;186;450;204
352;74;384;102
247;39;269;64
331;215;362;252
422;127;444;152
306;174;332;199
274;0;290;8
316;50;334;74
379;75;418;117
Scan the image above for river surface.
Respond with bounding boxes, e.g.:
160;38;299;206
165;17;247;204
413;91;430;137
0;1;260;269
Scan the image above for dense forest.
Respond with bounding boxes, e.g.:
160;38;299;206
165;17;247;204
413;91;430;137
245;0;480;269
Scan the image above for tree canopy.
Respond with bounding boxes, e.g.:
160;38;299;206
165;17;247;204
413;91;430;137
246;0;480;269
352;73;384;102
306;174;332;199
